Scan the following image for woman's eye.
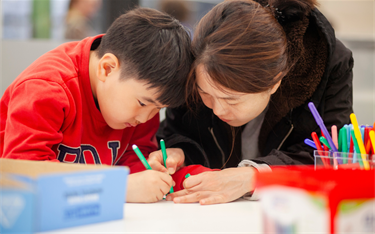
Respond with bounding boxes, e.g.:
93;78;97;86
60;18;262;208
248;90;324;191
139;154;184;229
138;100;146;107
227;102;238;106
198;90;208;95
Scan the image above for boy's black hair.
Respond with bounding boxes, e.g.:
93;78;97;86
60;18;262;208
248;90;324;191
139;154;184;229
97;7;193;108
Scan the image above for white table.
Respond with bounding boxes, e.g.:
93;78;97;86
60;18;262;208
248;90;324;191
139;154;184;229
39;199;263;233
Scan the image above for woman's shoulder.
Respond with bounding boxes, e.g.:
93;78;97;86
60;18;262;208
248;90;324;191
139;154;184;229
309;9;353;78
330;39;353;72
310;8;352;61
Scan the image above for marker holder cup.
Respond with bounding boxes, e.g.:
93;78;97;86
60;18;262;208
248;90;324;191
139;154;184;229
314;150;375;170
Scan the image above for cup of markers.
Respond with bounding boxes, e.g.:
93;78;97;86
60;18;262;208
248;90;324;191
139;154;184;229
307;102;375;170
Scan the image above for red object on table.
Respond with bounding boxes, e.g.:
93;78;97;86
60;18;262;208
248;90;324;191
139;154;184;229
172;165;219;191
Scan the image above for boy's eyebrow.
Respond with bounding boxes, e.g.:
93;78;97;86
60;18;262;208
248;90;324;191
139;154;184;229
197;85;241;101
142;96;164;108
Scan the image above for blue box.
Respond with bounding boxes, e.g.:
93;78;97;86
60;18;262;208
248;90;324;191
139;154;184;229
0;158;129;232
0;173;35;234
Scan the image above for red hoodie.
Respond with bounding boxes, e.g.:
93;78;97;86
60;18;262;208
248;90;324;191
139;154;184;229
0;35;158;173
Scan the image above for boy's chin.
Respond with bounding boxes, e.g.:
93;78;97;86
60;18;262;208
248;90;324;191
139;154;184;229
107;122;127;130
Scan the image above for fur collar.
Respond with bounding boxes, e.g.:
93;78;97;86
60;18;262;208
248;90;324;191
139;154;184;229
258;5;329;150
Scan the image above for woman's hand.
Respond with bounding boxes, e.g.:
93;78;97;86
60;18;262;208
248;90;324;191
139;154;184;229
126;170;174;203
166;167;257;205
148;148;185;174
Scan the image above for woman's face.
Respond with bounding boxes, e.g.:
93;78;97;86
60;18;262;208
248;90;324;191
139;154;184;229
196;64;280;127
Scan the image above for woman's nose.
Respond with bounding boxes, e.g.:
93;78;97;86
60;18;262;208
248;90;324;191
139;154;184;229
212;99;226;116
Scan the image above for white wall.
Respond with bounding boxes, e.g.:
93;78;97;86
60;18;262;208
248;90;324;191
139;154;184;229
1;40;66;96
318;0;375;125
318;0;374;40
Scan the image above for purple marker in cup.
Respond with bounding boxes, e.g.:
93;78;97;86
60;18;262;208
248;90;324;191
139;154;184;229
308;102;338;153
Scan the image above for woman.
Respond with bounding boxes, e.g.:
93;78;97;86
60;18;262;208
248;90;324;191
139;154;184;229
149;0;353;204
65;0;102;40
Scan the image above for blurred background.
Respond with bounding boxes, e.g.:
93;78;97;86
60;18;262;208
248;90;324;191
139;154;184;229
0;0;374;125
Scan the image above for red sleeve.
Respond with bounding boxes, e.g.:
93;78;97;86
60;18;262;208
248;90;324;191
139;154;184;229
116;114;159;173
172;165;220;191
2;80;70;161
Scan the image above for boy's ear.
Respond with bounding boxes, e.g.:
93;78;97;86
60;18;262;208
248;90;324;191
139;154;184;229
97;53;120;82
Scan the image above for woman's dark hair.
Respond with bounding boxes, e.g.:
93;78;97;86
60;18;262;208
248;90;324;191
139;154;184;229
98;7;193;108
186;0;317;102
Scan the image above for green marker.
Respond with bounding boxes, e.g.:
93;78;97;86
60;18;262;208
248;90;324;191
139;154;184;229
339;127;348;163
185;173;191;179
160;139;168;168
160;139;174;194
319;136;332;150
132;144;152;170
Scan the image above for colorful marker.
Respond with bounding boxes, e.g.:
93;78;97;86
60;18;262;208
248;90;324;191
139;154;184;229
369;130;375;154
350;113;370;169
308;102;338;152
339;126;348;163
320;136;331;150
160;139;174;194
304;138;318;149
311;132;329;167
132;144;152;170
332;125;338;149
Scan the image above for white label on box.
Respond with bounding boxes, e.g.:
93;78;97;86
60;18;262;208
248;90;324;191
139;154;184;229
258;185;329;233
63;174;105;187
336;199;375;233
67;193;100;205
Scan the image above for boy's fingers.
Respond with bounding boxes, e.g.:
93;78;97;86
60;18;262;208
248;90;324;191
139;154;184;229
148;150;164;163
165;158;178;174
159;172;174;187
165;189;189;201
160;184;172;195
168;167;175;174
148;150;168;173
148;158;168;172
151;162;168;173
164;148;185;174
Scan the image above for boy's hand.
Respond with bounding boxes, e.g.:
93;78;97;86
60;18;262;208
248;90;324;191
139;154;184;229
126;170;175;203
148;148;185;175
165;167;256;205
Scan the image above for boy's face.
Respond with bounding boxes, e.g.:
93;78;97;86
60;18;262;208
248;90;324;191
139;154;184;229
96;75;166;130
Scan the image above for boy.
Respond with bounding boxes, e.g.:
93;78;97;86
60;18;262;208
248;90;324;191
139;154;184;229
0;7;193;203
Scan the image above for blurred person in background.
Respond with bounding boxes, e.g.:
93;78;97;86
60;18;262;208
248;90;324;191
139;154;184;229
160;0;193;39
65;0;102;40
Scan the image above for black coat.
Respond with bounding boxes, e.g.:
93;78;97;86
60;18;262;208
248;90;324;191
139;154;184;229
157;8;354;169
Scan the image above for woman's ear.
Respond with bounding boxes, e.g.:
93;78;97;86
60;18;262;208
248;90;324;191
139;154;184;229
270;72;283;94
97;53;120;82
